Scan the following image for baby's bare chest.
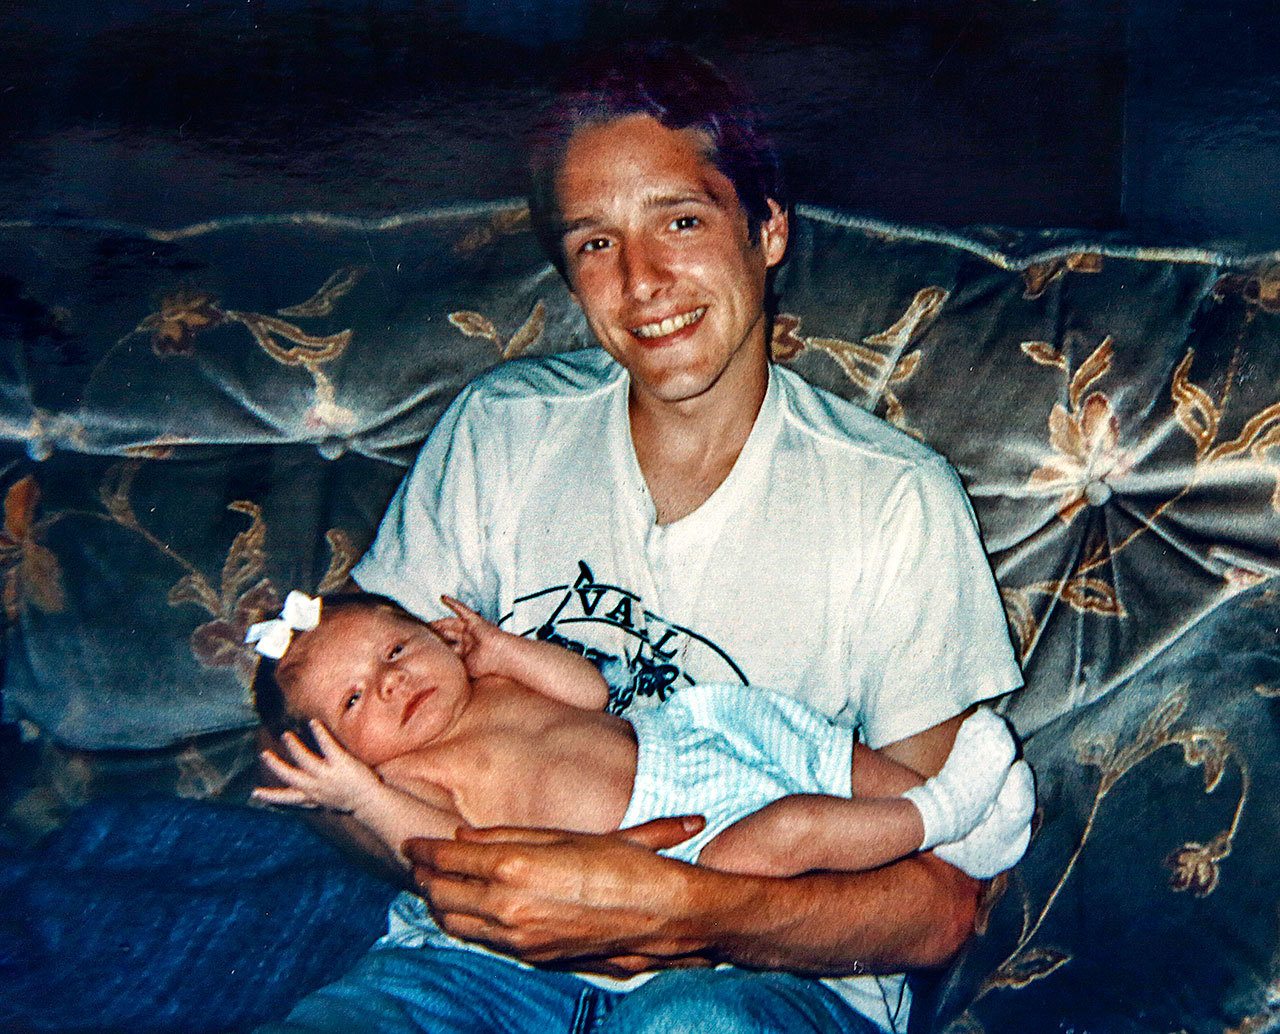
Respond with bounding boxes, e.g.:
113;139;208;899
414;712;638;833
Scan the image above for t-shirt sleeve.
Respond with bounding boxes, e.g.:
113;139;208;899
352;385;498;622
854;457;1023;749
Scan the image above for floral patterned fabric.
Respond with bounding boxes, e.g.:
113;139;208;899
1;204;1278;1031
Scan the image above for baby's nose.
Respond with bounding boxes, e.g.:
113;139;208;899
380;671;408;697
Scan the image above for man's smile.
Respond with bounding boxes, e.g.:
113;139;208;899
630;306;706;340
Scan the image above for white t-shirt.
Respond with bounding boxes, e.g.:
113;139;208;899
353;347;1023;1032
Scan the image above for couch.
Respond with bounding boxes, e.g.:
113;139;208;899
2;202;1278;1032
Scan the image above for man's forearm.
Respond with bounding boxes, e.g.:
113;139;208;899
678;852;980;975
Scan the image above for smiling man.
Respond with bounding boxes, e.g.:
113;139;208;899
279;44;1024;1034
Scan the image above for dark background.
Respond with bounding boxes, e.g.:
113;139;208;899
2;0;1278;251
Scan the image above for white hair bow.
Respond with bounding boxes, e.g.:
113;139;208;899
245;591;322;660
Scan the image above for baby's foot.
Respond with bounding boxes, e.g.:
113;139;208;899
934;759;1035;878
902;707;1016;850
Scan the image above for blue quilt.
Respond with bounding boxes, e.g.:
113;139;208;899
0;797;398;1033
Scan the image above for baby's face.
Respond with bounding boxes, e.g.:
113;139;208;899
281;605;472;766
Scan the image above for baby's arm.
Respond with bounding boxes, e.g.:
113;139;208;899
253;720;466;866
434;595;609;710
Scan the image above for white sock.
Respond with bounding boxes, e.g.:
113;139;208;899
934;760;1035;879
901;707;1016;850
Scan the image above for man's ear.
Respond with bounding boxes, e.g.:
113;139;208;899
759;198;789;269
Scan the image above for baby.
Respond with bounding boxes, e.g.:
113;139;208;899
248;591;1033;884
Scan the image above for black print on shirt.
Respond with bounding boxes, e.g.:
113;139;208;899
499;560;747;714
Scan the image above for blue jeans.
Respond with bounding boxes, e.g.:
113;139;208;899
257;946;882;1034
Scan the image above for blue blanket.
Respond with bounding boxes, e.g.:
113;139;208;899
0;797;398;1033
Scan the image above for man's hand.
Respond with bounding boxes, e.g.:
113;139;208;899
405;815;722;975
253;719;383;815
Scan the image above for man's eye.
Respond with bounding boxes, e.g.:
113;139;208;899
671;215;700;231
578;237;610;254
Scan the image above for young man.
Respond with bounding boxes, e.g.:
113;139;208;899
336;45;1024;1034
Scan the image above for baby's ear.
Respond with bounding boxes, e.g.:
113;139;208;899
429;617;468;656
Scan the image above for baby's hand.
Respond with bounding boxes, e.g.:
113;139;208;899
432;595;519;679
253;719;383;816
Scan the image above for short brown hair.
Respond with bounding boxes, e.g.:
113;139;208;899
528;43;787;282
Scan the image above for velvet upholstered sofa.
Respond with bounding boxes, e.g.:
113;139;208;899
2;203;1278;1033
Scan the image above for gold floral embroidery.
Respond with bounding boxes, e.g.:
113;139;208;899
123;269;365;435
973;688;1247;1002
453;206;531;256
1174;349;1280;513
9;461;355;687
1001;561;1125;661
986;946;1072;991
318;528;358;594
1024;336;1133;524
448;300;547;359
769;313;806;362
1166;831;1231;897
169;500;279;688
136;289;226;357
175;741;238;798
1213;265;1280;314
0;475;66;620
1021;252;1104;300
769;287;944;435
1010;334;1280;653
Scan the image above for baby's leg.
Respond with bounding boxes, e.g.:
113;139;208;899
901;707;1016;850
934;759;1035;878
696;793;926;877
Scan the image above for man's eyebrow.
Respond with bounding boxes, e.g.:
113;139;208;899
560;189;723;238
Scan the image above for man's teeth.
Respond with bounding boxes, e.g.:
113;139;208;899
632;307;706;339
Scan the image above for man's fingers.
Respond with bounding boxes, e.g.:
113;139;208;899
617;815;705;851
453;825;570;846
418;873;505;925
405;836;522;880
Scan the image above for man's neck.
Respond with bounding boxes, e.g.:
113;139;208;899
628;356;770;526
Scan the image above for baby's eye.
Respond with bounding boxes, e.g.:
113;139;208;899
670;215;700;231
387;642;405;662
344;690;362;711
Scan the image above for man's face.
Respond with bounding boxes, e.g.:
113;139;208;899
556;114;788;409
281;606;471;767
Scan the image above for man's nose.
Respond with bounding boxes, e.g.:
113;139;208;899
620;238;671;302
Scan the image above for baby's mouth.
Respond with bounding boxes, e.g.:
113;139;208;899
401;688;435;726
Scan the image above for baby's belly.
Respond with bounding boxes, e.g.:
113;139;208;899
455;720;638;833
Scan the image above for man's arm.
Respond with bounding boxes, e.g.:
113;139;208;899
405;712;980;976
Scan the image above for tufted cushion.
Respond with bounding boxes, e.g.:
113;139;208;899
2;204;1278;1029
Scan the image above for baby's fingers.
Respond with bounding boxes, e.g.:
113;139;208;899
439;595;479;622
308;719;350;758
280;730;326;770
432;617;466;644
260;748;306;783
252;786;317;809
